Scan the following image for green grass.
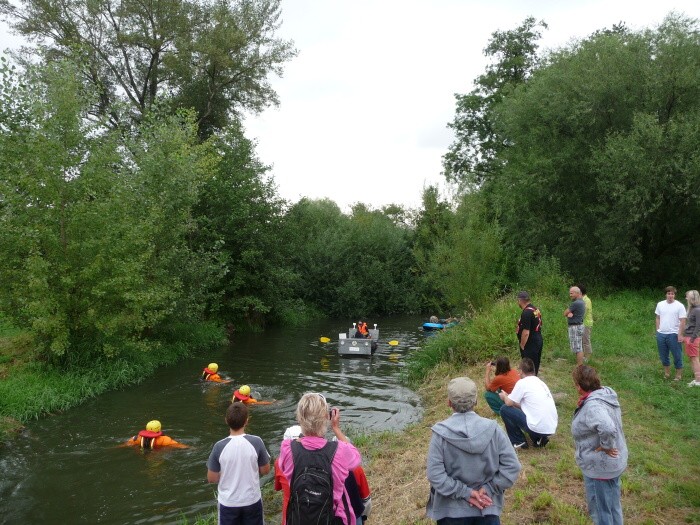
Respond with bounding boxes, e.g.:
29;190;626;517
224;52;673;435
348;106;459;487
392;288;700;524
0;320;225;432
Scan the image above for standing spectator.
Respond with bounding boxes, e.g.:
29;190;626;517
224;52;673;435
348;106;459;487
426;377;521;524
578;284;594;359
655;286;687;381
483;357;520;415
683;290;700;387
278;393;361;525
516;291;543;375
207;403;271;525
275;425;372;525
564;286;586;366
274;425;303;524
499;358;558;449
572;366;628;525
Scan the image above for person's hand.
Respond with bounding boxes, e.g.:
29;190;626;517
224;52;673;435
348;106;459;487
330;407;340;429
468;488;492;509
498;390;507;401
485;360;492;369
595;446;619;457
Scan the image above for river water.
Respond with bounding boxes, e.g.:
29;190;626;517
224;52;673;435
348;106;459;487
0;316;431;524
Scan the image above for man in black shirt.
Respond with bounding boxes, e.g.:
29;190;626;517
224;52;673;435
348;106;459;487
516;291;543;375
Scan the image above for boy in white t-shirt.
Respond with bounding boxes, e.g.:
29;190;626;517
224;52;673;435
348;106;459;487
499;358;558;450
207;402;271;525
655;286;687;381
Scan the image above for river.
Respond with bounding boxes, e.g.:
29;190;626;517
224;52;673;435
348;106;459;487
0;316;432;524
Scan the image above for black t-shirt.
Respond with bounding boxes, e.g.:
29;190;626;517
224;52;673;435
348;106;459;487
517;304;542;340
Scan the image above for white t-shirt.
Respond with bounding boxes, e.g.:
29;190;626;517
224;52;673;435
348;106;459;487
508;375;558;435
207;434;270;507
655;300;687;334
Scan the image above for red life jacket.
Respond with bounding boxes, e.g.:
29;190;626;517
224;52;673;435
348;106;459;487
358;322;368;335
201;367;216;380
137;430;163;449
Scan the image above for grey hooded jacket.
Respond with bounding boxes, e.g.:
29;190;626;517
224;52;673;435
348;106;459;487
426;411;521;520
571;387;628;479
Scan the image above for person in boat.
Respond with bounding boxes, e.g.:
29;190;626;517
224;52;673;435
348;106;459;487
124;420;189;449
354;320;371;338
232;384;274;405
201;362;232;383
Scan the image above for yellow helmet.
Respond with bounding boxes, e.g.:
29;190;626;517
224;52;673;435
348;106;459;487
208;363;219;373
239;385;251;396
146;420;161;433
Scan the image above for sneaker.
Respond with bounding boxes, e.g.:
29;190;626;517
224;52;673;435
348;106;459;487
534;436;550;448
513;442;529;450
688;380;700;387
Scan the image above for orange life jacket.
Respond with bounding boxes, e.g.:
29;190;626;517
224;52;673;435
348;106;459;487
358;322;369;335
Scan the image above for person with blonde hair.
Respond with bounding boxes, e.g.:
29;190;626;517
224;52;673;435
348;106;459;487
278;392;361;525
683;290;700;387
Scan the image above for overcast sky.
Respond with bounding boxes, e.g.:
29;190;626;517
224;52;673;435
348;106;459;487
3;1;700;211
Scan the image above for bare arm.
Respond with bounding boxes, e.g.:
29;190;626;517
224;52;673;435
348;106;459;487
207;470;220;484
259;463;271;476
520;329;530;350
498;390;520;408
484;362;493;390
655;314;660;332
679;317;686;342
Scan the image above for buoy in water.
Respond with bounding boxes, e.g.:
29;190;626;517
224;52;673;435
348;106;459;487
320;336;330;343
388;340;399;346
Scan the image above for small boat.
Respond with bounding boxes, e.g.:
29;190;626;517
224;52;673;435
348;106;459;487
338;324;379;357
422;318;460;331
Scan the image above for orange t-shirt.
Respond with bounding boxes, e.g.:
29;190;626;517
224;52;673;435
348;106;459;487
487;369;520;394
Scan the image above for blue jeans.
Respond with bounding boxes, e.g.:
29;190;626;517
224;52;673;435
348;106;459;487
499;405;548;445
656;332;683;368
437;516;500;524
583;475;623;525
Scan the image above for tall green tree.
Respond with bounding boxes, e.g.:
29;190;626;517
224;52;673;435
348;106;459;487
0;0;296;137
443;17;547;186
0;61;219;363
454;13;700;285
192;122;296;328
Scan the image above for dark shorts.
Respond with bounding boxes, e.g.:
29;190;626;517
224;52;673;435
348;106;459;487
218;499;263;525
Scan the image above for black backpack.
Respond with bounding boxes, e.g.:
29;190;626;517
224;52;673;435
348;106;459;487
286;440;343;525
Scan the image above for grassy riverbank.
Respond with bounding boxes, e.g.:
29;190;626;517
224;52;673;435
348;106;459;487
0;320;225;438
360;290;700;525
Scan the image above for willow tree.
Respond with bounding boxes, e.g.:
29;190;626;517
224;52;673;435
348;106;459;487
0;0;296;137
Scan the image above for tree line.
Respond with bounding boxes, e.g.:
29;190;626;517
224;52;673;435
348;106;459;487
1;3;698;366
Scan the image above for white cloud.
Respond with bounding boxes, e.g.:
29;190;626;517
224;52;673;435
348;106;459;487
2;1;699;210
